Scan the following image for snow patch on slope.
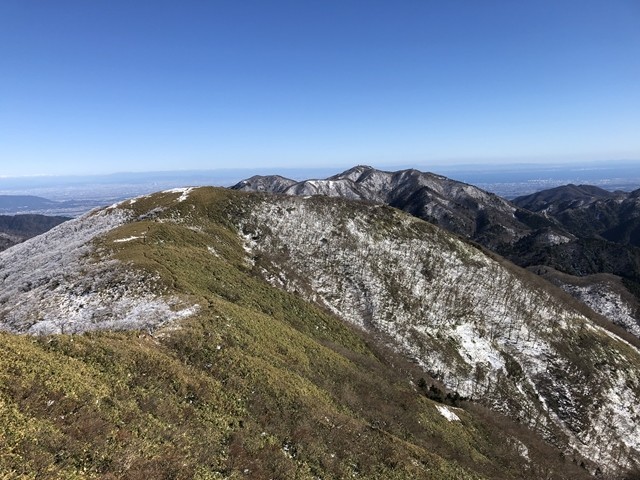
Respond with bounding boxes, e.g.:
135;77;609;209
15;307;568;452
562;283;640;338
0;207;198;334
436;405;461;422
163;187;194;202
113;235;143;243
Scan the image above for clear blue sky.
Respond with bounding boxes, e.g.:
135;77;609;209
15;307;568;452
1;0;639;176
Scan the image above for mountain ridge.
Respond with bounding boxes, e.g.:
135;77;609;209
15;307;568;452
232;165;570;253
514;185;640;248
1;186;638;477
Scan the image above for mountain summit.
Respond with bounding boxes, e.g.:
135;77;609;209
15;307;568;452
232;165;569;253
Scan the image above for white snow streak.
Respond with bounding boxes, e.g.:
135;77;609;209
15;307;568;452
163;187;194;202
436;405;461;422
113;235;143;243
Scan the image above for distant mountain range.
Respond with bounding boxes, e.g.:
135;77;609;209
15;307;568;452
0;195;60;212
233;166;640;338
0;214;70;252
514;184;640;248
232;165;568;252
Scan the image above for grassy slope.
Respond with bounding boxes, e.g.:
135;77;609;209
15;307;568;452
0;188;591;479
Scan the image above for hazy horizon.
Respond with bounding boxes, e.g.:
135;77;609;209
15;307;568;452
1;160;639;215
0;157;639;180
